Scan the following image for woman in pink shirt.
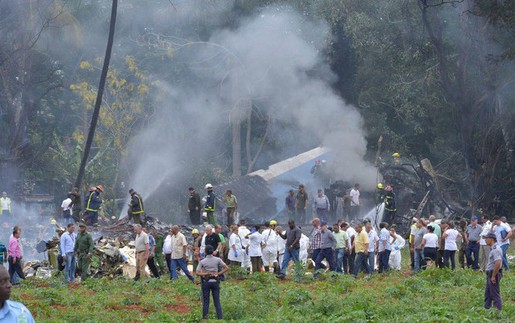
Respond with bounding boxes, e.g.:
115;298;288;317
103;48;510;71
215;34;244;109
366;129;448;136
7;227;25;284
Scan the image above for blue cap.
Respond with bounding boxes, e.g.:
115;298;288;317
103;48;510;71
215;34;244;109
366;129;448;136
471;215;478;221
482;232;496;240
321;221;328;226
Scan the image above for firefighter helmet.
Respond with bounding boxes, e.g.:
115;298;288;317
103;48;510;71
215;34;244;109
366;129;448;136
377;183;383;189
205;183;213;189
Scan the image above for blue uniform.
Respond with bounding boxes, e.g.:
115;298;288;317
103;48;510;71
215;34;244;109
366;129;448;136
0;300;35;323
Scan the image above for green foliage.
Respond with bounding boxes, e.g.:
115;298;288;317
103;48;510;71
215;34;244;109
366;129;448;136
11;264;515;322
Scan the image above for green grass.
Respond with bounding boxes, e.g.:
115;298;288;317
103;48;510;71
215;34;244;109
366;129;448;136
12;250;515;322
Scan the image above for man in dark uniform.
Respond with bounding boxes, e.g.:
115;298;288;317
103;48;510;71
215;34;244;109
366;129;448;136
188;187;201;225
83;185;103;225
128;189;145;225
74;223;94;281
383;184;396;224
295;184;308;225
204;184;216;225
69;187;82;223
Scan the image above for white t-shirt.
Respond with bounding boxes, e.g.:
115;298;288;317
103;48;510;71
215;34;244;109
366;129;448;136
163;234;173;254
444;229;459;251
350;189;360;206
346;227;356;249
247;232;263;257
367;230;379;253
479;221;491;245
277;231;286;254
299;234;309;264
261;228;278;252
494;222;512;247
61;198;72;211
238;226;250;247
423;233;438;248
228;233;244;262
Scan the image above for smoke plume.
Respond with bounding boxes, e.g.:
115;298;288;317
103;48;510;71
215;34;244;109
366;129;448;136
125;4;377;217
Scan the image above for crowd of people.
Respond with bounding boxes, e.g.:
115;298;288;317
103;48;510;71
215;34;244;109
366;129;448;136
1;184;512;319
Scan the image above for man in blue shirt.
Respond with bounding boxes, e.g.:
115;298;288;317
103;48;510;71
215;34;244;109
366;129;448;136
0;265;35;322
60;223;77;283
378;222;395;273
144;227;160;278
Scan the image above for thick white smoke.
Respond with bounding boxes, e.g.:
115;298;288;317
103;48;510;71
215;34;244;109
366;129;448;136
125;5;377;217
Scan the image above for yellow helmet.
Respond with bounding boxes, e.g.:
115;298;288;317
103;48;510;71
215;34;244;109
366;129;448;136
270;220;277;226
392;152;400;158
192;228;199;234
377;183;383;189
50;218;57;225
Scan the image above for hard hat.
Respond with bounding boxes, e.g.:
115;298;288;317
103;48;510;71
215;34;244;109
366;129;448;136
96;184;104;192
50;218;57;225
392;152;400;158
205;183;213;189
321;160;327;164
192;228;199;234
270;220;277;226
377;183;383;189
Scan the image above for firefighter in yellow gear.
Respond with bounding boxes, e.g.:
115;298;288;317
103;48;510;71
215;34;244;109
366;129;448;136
128;188;145;224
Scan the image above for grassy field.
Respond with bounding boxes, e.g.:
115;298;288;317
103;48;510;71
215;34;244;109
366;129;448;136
11;253;515;322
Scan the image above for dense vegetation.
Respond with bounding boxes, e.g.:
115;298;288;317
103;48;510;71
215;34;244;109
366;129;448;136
0;0;513;221
13;266;515;321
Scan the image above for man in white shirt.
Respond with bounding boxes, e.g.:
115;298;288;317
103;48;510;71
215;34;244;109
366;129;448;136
238;220;251;270
261;221;278;273
349;184;360;219
246;225;263;273
312;189;330;222
342;222;356;274
133;224;149;281
60;223;77;283
163;228;173;274
479;215;492;271
61;194;73;225
1;192;11;216
365;222;379;275
170;225;194;281
492;216;512;271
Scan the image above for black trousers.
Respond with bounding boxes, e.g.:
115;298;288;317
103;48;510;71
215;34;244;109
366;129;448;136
202;280;222;319
147;256;160;278
8;256;25;283
189;210;201;225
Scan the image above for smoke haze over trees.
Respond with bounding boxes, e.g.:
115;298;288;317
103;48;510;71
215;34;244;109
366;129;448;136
0;0;513;221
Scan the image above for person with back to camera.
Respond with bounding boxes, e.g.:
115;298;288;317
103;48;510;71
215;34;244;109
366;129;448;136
196;245;228;320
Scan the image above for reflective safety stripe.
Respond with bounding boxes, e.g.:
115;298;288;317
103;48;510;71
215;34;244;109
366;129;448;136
132;195;145;214
85;192;98;212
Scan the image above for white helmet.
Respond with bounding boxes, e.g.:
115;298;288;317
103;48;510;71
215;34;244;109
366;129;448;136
205;183;213;189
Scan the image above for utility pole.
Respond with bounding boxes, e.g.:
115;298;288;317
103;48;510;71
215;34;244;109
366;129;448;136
74;0;118;189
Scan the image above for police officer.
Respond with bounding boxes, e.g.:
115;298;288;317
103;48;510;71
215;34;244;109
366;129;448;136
196;245;228;320
128;189;145;224
483;232;503;310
